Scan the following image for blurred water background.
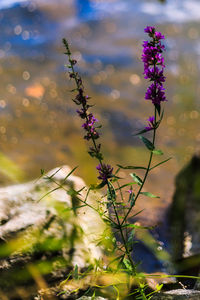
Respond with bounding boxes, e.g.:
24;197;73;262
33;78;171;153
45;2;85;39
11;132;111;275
0;0;200;225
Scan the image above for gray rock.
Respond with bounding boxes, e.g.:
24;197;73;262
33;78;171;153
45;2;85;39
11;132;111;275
169;155;200;268
0;166;106;298
166;155;200;291
152;289;200;300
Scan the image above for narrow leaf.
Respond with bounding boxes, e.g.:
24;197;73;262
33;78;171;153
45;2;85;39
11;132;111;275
90;181;107;190
122;224;155;230
117;164;147;170
115;182;137;191
133;128;149;136
131;209;145;218
114;167;121;175
37;187;61;202
155;103;161;116
62;166;79;183
130;173;143;186
128;192;135;207
140;192;160;198
139;136;155;151
150;157;172;171
159;109;164;122
45;167;62;180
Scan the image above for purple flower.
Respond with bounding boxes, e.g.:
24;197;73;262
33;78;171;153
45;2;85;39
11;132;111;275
142;26;166;106
82;113;98;128
144;66;165;84
82;113;99;140
155;31;165;40
96;163;113;182
145;116;155;131
144;26;165;40
145;83;166;104
148;116;155;123
144;26;155;35
127;187;133;194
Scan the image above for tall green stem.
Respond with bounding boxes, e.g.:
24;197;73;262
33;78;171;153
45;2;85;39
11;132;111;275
121;107;157;226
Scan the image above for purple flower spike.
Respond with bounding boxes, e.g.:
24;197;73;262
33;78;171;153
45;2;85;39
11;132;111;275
142;26;166;106
96;163;113;182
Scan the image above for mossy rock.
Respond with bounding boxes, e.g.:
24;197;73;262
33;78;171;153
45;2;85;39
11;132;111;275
0;166;107;299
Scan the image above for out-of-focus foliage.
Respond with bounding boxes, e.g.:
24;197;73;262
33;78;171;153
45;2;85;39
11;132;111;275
0;152;24;183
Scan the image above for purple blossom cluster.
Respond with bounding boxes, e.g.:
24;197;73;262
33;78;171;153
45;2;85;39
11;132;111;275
142;26;166;105
96;163;113;182
82;113;99;140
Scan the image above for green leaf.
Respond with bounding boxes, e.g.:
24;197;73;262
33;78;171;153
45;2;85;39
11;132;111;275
117;164;147;170
45;167;62;180
73;265;79;280
133;128;149;136
90;181;107;190
150;157;172;171
114;167;121;175
140;192;160;198
139;136;155;151
131;209;145;218
123;258;133;272
155;103;161;116
67;188;79;197
159;109;164;123
122;224;155;230
61;166;79;183
71;204;88;209
115;182;137;191
112;175;123;180
152;149;163;155
128;192;135;207
130;173;143;186
38;186;61;202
